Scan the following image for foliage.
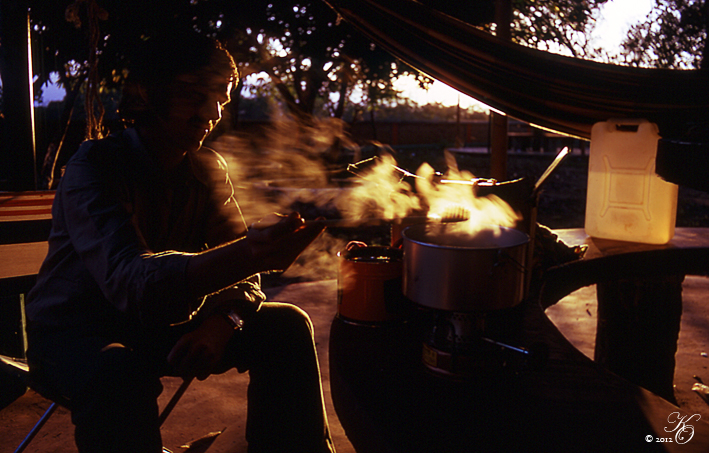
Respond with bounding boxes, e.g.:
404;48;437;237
509;0;609;58
222;0;430;120
28;0;614;124
342;101;488;123
620;0;708;69
28;0;429;123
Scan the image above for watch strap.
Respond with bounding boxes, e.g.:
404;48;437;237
219;309;245;329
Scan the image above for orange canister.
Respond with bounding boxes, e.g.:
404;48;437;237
337;244;404;324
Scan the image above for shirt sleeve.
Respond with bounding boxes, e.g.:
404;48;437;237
59;141;197;325
190;146;266;318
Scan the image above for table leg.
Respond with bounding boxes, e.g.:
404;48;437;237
594;274;684;402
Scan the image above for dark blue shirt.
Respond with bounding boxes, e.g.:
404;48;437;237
26;128;264;336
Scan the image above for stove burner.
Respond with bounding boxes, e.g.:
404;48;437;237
420;305;529;378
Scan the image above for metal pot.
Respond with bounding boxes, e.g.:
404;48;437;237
337;245;405;324
402;223;529;311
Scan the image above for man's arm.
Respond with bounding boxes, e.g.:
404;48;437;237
169;212;325;379
185;212;325;300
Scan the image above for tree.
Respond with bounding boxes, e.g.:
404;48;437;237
28;0;426;120
219;0;424;121
620;0;708;69
25;0;612;186
29;1;608;123
512;0;609;58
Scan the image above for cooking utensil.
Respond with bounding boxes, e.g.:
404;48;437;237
337;245;405;323
402;223;529;311
305;208;469;228
533;146;569;196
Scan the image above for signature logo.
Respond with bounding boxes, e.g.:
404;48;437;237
664;412;701;444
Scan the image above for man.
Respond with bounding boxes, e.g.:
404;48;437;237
25;28;334;453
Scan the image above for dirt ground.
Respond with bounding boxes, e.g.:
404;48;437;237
547;276;709;427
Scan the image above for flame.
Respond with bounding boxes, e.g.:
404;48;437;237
415;155;520;237
339;149;521;237
208;116;522;282
336;153;422;221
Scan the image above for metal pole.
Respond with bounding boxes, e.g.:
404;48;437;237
158;377;194;426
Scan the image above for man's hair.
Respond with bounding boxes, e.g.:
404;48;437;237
119;27;238;126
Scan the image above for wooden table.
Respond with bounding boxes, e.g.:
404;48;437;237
553;227;709;266
0;241;48;296
328;227;709;452
548;228;709;401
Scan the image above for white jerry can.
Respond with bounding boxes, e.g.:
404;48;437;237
585;119;678;244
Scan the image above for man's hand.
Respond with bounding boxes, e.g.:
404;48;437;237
246;212;325;272
166;314;235;380
184;212;325;302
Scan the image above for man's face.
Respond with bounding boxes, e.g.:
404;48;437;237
156;70;233;155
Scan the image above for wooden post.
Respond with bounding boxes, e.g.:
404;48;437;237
490;112;508;180
0;0;37;191
455;95;463;148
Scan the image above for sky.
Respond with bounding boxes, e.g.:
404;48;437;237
37;73;64;106
37;0;656;108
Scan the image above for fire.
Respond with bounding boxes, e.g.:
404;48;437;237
209;117;523;280
338;149;520;237
336;153;422;221
415;155;520;237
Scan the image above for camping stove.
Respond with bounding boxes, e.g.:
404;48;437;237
399;223;533;379
420;304;529;379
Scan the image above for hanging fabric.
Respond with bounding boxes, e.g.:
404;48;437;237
323;0;709;139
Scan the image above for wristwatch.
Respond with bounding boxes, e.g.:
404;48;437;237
219;309;245;329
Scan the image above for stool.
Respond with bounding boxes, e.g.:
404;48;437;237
0;354;191;453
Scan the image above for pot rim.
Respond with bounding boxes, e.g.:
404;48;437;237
338;246;404;260
402;223;529;250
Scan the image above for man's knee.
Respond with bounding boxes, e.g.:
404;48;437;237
270;303;314;336
217;303;317;374
253;302;313;336
248;303;317;359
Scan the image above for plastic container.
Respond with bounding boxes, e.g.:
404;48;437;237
585;119;678;244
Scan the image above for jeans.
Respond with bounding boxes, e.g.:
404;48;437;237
26;302;336;453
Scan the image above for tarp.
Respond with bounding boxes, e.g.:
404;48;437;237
324;0;709;139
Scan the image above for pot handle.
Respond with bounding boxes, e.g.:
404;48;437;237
345;241;368;251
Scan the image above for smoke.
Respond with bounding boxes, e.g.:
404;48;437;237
208;117;520;282
336;153;423;221
211;116;354;224
281;231;348;280
210;116;355;281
